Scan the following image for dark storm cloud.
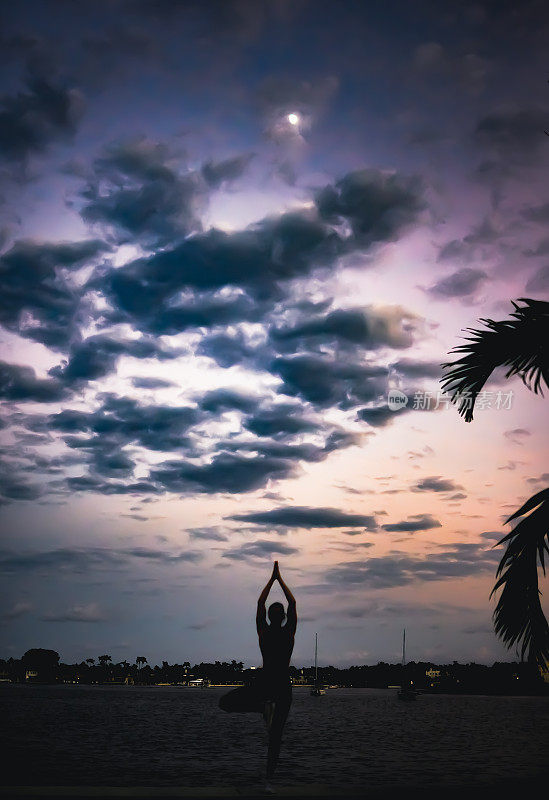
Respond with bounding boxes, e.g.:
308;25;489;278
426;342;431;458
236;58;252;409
0;77;83;162
332;541;375;553
0;238;107;349
0;360;68;403
271;354;388;407
523;238;549;258
229;506;379;530
356;389;438;426
503;427;531;443
330;599;470;620
0;465;42;502
95;167;424;336
130;377;177;389
89;449;135;479
0;31;48;68
480;531;503;541
187;527;229;542
24;389;362;497
426;267;487;298
242;403;317;437
133;293;262;338
49;334;185;383
436;215;504;265
474;106;549;197
521;201;549;224
342;527;379;536
315;169;425;246
151;451;295;494
65;476;161;495
45;393;198;453
357;406;400;427
28;395;199;494
437;240;468;262
222;540;299;562
271;309;371;346
475;106;549;157
196;329;259;367
102;211;336;306
201;153;255;188
525;264;549;293
187;618;216;630
461;624;493;635
76;137;248;245
323;542;500;589
199;388;258;414
13;431;52;446
270;306;420;351
526;472;549;485
381;513;442;532
79;138;207;245
0;546;203;575
218;428;359;467
413;476;463;493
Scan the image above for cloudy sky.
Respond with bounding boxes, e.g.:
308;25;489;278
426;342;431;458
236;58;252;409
1;0;548;668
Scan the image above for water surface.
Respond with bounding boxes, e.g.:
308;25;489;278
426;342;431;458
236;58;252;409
1;685;548;787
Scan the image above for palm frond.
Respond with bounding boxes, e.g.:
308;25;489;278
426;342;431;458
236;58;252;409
441;298;549;422
490;488;549;668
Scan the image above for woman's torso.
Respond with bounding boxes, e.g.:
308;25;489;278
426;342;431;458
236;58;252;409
259;623;294;683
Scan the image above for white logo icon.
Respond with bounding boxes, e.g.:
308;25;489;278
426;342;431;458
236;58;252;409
387;389;409;411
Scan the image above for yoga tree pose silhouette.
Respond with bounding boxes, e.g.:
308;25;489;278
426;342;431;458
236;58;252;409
219;560;297;786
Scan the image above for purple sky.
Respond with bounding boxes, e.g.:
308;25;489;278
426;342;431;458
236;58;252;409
0;0;548;667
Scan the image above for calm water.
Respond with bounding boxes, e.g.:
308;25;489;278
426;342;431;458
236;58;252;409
1;685;548;788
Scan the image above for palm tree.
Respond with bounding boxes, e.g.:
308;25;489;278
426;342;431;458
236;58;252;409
440;298;549;422
441;298;549;668
135;656;147;685
491;489;549;667
136;656;147;668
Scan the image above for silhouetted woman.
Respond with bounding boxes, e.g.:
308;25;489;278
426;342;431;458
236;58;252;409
219;560;297;784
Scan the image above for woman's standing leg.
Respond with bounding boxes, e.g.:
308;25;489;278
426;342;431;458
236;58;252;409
266;690;292;780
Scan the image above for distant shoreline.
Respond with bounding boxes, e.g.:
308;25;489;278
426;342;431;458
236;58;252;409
2;683;548;697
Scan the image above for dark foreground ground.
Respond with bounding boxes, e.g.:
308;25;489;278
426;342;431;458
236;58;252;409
2;774;548;800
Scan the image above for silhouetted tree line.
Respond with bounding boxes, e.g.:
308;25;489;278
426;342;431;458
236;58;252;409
1;649;546;694
0;649;247;686
309;659;546;694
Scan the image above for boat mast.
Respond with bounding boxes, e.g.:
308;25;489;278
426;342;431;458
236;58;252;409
402;628;406;666
314;632;318;684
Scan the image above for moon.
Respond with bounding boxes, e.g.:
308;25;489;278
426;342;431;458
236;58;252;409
287;113;299;126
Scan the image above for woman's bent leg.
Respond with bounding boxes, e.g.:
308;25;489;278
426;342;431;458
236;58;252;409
219;685;264;713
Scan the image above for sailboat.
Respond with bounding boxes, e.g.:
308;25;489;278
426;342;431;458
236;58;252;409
397;629;418;701
310;632;326;696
